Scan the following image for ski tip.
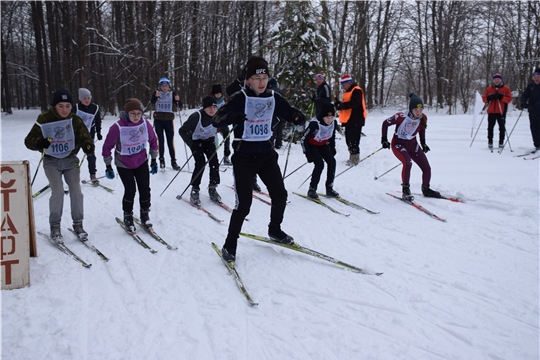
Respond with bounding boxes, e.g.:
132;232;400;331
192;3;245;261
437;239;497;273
176;195;182;200
375;272;384;276
83;264;92;268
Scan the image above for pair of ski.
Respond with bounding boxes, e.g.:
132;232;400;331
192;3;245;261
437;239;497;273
226;185;272;206
514;150;540;160
293;192;379;216
81;179;114;192
212;233;383;306
386;192;465;222
32;185;68;198
115;217;178;253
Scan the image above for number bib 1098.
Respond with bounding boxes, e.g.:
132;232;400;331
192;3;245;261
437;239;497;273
241;92;275;142
39;119;75;158
118;122;149;155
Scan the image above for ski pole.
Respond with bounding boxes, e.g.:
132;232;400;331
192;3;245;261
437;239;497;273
31;151;45;186
499;110;523;155
159;153;194;196
470;102;489;147
374;164;400;180
178;107;190;170
335;147;383;179
298;173;312;188
76;153;87;168
283;161;308;180
32;183;50;198
282;125;297;179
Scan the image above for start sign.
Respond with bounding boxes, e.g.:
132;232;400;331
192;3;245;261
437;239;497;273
1;161;35;290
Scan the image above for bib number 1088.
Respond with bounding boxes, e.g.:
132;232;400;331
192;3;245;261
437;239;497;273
249;124;269;135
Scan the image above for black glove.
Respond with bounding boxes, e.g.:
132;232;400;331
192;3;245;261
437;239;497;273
311;94;317;102
522;103;529;109
97;132;103;141
496;93;504;100
292;111;305;126
305;153;314;163
331;147;337;156
150;159;158;175
421;143;430;153
487;94;497;102
334;101;342;110
232;113;247;124
381;136;390;149
83;142;95;155
37;138;51;149
105;165;115;179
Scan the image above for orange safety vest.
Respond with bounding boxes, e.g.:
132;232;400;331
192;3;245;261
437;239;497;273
339;86;367;124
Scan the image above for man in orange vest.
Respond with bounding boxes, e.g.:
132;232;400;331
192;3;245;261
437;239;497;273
482;73;512;149
335;74;367;166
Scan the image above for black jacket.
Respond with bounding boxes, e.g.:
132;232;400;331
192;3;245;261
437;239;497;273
75;102;102;136
314;81;332;115
179;110;215;148
521;82;540;114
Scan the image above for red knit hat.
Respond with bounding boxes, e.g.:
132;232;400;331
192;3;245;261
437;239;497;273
340;74;353;84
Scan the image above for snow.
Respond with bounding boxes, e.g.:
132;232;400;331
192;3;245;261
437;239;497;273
1;107;538;360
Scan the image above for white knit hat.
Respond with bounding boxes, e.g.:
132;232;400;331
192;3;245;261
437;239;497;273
78;88;92;100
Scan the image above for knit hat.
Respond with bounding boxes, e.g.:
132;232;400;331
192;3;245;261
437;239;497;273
158;77;171;87
78;88;92;100
124;98;143;113
51;90;74;107
409;93;424;112
202;96;217;109
315;74;325;81
268;78;278;87
533;68;540;76
321;103;335;117
340;74;353;84
211;84;222;95
492;73;503;80
246;56;269;79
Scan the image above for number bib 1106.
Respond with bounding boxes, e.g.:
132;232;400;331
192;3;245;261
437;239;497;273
117;122;148;155
39;119;75;158
155;92;173;113
241;91;275;142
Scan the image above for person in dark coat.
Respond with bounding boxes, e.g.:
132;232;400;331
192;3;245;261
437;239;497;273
520;68;540;152
312;73;332;117
75;88;102;184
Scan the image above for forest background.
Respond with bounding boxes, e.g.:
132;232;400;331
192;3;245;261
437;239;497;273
1;1;539;116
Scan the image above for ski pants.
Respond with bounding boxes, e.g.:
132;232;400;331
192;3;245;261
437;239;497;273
223;150;288;255
391;137;431;187
487;114;506;144
43;154;84;225
117;160;151;213
344;126;363;155
154;119;176;161
190;141;220;188
87;129;97;177
219;126;231;157
309;144;336;190
529;111;540;148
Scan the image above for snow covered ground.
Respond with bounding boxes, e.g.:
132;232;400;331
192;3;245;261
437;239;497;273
1;106;538;360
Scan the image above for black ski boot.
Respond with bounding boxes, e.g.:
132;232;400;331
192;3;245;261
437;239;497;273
123;212;136;232
326;187;340;198
402;183;414;202
252;181;262;193
171;160;180;171
221;247;236;264
422;185;442;198
72;221;88;241
159;157;165;169
190;187;201;206
140;208;152;229
208;185;222;203
50;223;63;244
268;223;294;245
307;187;319;199
222;156;232;166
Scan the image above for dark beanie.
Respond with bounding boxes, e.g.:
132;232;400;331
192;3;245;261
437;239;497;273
202;96;217;109
321;103;335;117
211;84;222;95
534;68;540;76
409;93;424;112
124;98;143;113
51;90;74;107
246;56;269;79
268;78;278;87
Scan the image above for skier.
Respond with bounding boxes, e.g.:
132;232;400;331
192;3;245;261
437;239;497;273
520;68;540;152
380;93;441;201
302;103;339;200
482;74;512;149
24;89;95;243
211;83;232;165
150;77;182;170
102;98;159;231
312;73;332;118
178;96;222;206
213;55;305;264
75;88;102;184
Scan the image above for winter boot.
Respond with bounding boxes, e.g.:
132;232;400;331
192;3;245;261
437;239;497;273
72;221;88;241
208;185;222;203
222;156;232;166
488;141;493;150
307;187;319;200
123;212;136;232
50;223;63;244
221;246;236;264
268;222;294;245
350;153;360;166
252;181;262;193
90;174;100;185
422;185;442;198
326;187;340;198
159;157;165;169
171;160;180;171
401;183;414;202
190;187;201;206
140;208;152;229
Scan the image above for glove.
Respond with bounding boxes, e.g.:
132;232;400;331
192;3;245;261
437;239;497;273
522;104;529;109
421;143;430;153
83;142;95;155
232;113;247;124
292;111;305;126
105;165;115;179
37;138;51;149
305;154;314;163
97;132;103;141
381;136;390;149
150;159;158;175
331;147;337;156
487;94;497;102
311;94;317;102
334;101;342;110
496;93;504;100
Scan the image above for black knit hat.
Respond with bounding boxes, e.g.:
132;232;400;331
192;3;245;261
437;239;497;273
409;93;424;112
246;56;269;79
211;84;222;95
202;96;217;109
321;103;335;117
51;90;74;107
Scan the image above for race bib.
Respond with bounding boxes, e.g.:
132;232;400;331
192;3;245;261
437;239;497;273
117;122;149;155
155;91;173;113
40;119;75;158
241;91;275;142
